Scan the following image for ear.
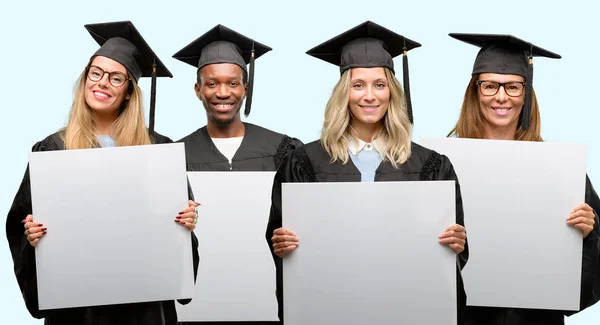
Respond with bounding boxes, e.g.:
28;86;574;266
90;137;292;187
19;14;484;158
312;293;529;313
194;83;202;100
125;93;131;101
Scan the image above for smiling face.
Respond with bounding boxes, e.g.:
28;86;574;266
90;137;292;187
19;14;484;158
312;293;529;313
477;73;525;132
84;56;131;116
195;63;247;127
348;67;390;128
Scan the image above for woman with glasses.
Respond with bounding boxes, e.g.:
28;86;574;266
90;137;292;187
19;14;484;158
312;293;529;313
447;33;600;325
5;21;200;325
266;21;469;325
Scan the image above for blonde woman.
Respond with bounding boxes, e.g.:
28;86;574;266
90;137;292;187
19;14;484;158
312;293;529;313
6;21;199;325
265;21;468;324
448;33;600;325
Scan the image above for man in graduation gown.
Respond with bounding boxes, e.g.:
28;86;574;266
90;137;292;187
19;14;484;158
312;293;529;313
173;25;302;172
172;25;302;325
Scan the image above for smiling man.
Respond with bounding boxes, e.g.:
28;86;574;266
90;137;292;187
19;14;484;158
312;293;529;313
174;24;302;172
172;25;302;325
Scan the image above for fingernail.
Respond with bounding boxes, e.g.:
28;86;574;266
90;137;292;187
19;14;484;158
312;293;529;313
21;219;26;223
38;224;43;227
42;231;47;235
178;211;184;215
176;216;182;219
174;219;180;223
42;228;47;231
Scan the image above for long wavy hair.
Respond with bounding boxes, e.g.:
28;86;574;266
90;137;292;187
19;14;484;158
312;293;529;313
447;74;542;141
320;67;413;168
62;59;151;149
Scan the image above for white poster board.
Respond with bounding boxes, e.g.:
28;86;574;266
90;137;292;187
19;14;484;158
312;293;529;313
176;171;279;322
282;181;458;325
29;143;194;310
419;137;586;310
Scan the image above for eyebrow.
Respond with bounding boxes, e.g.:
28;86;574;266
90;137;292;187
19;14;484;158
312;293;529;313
350;78;388;83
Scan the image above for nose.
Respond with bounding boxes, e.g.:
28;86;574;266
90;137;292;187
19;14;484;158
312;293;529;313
495;85;509;102
364;85;376;102
215;84;230;99
97;72;110;88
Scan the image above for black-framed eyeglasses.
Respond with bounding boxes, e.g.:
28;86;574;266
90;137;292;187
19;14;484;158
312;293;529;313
86;65;131;87
477;80;526;97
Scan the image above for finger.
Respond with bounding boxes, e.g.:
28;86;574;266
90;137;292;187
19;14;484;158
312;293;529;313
572;223;593;233
24;221;43;230
273;228;296;236
176;211;196;221
23;214;33;224
449;243;464;254
30;238;40;247
26;226;47;235
439;230;466;240
275;245;297;256
27;231;46;242
178;207;195;215
273;241;297;250
572;203;592;213
567;216;595;226
567;209;594;221
439;237;466;246
189;200;201;207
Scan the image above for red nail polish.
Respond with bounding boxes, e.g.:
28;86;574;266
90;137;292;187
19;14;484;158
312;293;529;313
178;211;184;215
176;216;182;219
38;224;43;227
42;228;47;231
174;220;180;223
42;231;47;235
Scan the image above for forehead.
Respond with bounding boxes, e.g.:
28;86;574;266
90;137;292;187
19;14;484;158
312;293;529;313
90;56;127;74
350;67;387;80
478;73;525;82
199;63;245;80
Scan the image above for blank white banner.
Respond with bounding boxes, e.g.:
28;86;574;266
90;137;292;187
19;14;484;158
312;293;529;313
29;143;194;310
420;137;586;310
282;181;458;325
176;171;279;322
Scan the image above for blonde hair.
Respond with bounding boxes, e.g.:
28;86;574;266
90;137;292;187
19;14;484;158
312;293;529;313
320;67;413;168
447;74;542;141
62;64;151;149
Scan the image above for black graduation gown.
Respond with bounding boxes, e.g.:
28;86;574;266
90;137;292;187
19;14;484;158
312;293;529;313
5;131;200;325
265;140;469;325
463;176;600;325
177;122;302;325
178;123;303;172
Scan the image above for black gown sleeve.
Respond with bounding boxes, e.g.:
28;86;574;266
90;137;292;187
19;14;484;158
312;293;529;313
565;174;600;316
265;146;315;322
431;153;468;325
5;142;52;319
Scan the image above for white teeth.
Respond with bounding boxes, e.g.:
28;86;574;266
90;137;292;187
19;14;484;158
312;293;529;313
94;91;109;99
216;104;232;109
495;108;508;112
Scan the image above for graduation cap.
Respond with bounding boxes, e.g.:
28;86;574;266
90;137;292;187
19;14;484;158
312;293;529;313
306;21;421;124
449;33;561;130
172;24;272;117
84;20;173;133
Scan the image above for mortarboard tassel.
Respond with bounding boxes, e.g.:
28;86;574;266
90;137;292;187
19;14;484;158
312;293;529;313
149;57;157;134
244;42;256;117
521;48;534;131
402;43;414;125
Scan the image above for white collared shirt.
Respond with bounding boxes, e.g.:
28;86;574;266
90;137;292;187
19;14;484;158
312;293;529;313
348;137;387;156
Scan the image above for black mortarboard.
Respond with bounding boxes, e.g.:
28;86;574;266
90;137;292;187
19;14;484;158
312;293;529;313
172;24;272;117
84;20;173;133
306;21;421;124
449;33;561;130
